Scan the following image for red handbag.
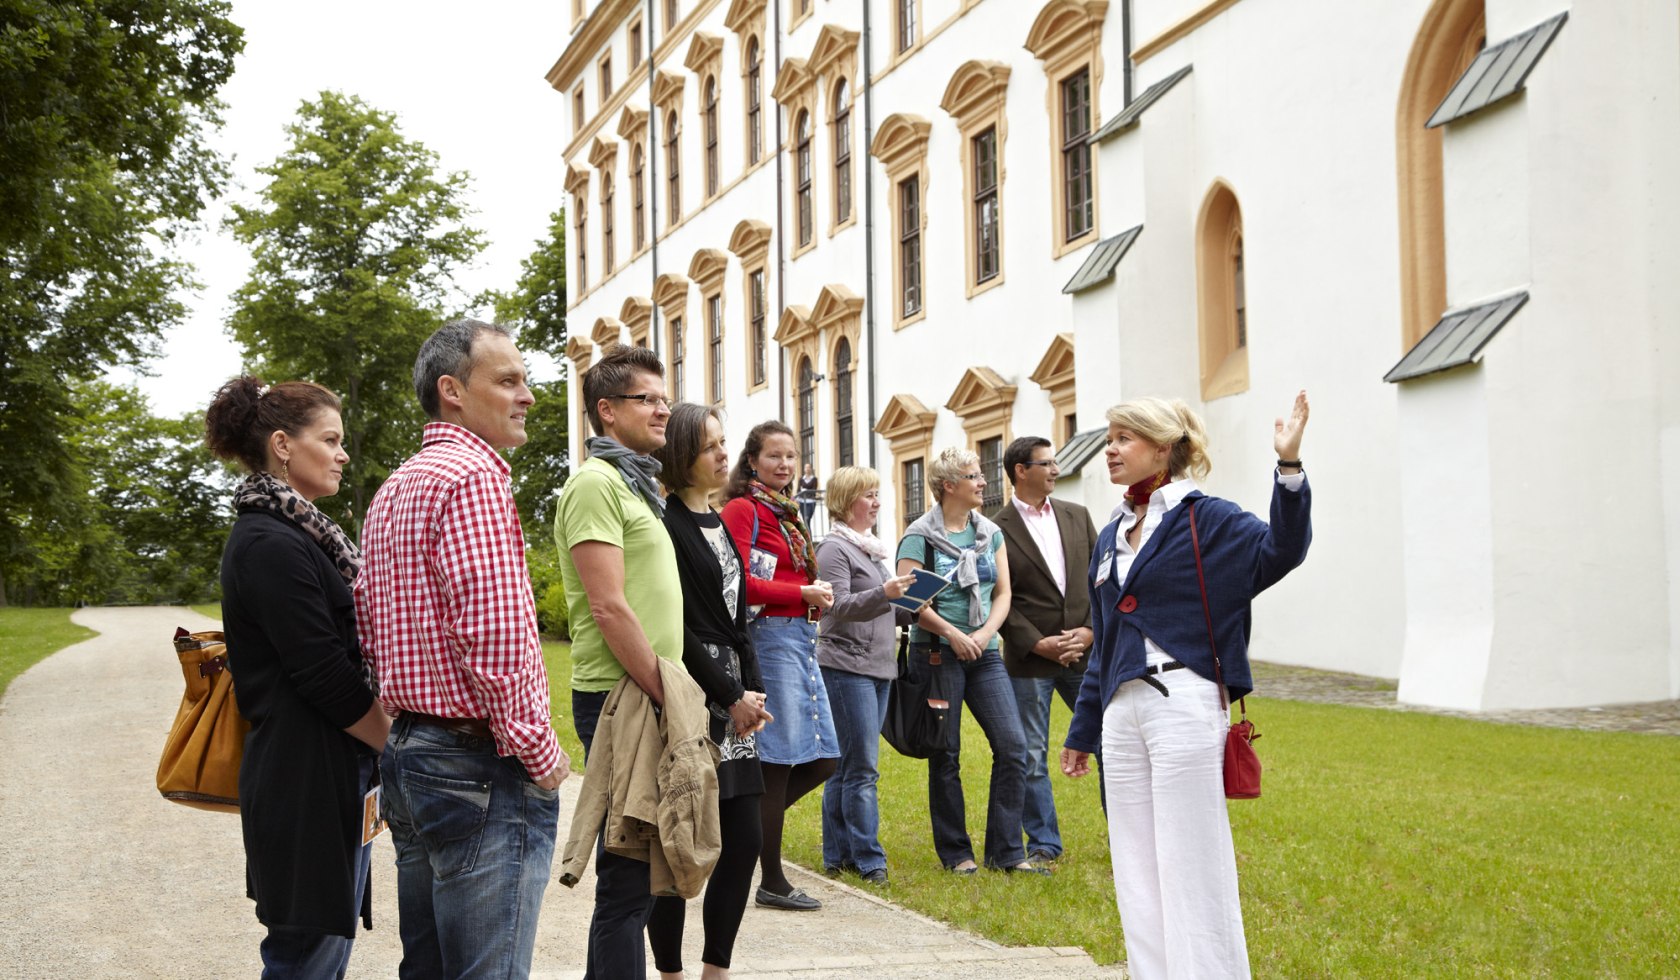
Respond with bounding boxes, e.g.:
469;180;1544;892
1189;502;1262;800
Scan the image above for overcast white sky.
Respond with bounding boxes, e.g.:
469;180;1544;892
123;1;571;417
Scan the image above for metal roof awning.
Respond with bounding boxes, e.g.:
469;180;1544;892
1062;225;1143;295
1055;427;1108;476
1383;291;1529;383
1090;65;1193;144
1427;12;1568;128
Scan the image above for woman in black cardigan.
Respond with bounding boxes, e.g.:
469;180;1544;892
648;402;774;980
206;377;391;979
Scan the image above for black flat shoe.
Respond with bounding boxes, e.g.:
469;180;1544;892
755;886;822;910
1003;864;1053;876
860;868;888;885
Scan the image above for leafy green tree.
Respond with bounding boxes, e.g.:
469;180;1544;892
227;91;484;526
10;382;231;606
494;207;570;532
0;0;243;604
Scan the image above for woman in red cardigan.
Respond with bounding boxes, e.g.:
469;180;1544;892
720;421;835;912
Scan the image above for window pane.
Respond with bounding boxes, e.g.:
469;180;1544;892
979;437;1004;516
835;340;853;468
900;178;920;316
751;270;767;386
902;458;925;526
708;295;723;403
671;318;684;399
798;360;815;473
1061;70;1093;240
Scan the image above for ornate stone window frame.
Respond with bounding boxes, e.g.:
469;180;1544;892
567;335;597;458
945;366;1018;509
726;0;768;169
772;57;819;260
617;105;650;259
684;33;724;201
651;70;686;229
689;248;729;407
1026;0;1106;259
619;295;653;349
728;219;773;393
588;137;619;278
654;272;692;400
1029;333;1078;444
940;60;1011;298
809;24;860;237
875;393;938;536
812;283;864;466
870;114;932;330
565;164;591;300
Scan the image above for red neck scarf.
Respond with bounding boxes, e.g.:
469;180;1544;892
1125;469;1173;510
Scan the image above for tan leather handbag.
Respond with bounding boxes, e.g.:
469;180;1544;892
156;628;248;812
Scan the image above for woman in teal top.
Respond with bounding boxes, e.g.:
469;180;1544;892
896;447;1045;876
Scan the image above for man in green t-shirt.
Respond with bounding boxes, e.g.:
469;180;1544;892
552;342;682;978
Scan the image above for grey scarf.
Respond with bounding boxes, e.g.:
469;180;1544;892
903;507;1000;628
586;435;664;513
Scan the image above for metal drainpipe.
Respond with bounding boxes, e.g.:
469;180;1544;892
1122;0;1134;106
862;0;878;468
773;0;787;423
646;0;661;354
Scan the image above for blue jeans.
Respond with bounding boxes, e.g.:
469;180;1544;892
820;667;891;874
259;838;371;979
380;715;560;979
921;644;1028;869
574;689;657;980
1011;667;1094;857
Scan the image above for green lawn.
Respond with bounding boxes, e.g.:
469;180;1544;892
537;645;1680;974
0;607;96;699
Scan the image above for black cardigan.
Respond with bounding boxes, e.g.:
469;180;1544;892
221;509;376;937
663;501;763;701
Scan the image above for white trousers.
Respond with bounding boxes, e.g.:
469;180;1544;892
1101;667;1250;980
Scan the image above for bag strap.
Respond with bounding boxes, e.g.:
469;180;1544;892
1188;501;1243;721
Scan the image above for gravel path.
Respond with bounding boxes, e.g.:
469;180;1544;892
0;606;1122;979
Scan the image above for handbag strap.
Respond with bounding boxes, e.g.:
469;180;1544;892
1188;501;1243;721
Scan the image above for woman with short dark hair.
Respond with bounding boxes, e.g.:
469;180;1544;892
205;376;390;978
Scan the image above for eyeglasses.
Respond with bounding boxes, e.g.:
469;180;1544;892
955;473;985;482
608;393;672;409
1021;460;1057;469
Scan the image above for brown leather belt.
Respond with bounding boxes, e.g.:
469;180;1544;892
403;711;493;739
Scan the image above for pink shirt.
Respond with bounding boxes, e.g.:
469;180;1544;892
1011;495;1067;596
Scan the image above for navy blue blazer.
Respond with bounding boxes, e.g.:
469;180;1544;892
1064;474;1312;754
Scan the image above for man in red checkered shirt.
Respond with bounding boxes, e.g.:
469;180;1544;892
356;319;569;978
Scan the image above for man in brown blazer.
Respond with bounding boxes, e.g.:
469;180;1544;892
996;435;1099;865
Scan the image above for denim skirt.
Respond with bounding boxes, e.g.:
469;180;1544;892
749;615;840;765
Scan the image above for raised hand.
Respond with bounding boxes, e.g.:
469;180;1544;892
1274;389;1310;463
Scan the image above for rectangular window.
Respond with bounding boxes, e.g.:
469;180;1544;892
704;89;719;198
574;199;587;291
973;126;999;284
666;118;681;226
897;0;916;53
835;364;853;467
898;177;921;317
1233;238;1248;348
797;366;816;474
979;436;1004;515
601;180;614;274
747;47;762;165
707;294;723;404
1061;69;1093;242
834;93;852;225
599;56;612;102
632;146;646;251
665;0;679;35
750;270;767;387
902;457;925;527
670;317;685;399
629;20;643;71
573;88;585;134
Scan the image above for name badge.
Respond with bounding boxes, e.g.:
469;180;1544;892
361;784;387;845
1094;549;1114;588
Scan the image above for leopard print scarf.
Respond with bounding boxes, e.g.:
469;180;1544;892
233;472;360;584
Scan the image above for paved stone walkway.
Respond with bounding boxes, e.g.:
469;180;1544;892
0;607;1122;979
1252;661;1680;735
